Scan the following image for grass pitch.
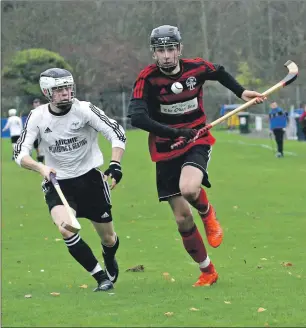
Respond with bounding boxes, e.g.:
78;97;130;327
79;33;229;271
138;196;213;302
2;130;305;327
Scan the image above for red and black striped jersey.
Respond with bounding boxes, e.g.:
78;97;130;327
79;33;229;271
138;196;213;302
128;58;245;162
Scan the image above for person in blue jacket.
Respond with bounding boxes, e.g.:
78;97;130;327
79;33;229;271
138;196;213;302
269;101;288;157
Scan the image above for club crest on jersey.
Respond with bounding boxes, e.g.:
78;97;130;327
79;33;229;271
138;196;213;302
186;76;197;90
70;121;81;130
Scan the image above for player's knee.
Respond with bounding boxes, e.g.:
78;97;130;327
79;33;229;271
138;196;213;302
101;232;116;246
180;185;198;202
175;214;194;231
57;225;74;239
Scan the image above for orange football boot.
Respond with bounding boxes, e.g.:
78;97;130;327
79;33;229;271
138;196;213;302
201;205;223;248
193;263;218;287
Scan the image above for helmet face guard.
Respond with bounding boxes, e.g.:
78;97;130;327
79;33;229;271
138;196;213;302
150;25;182;72
39;68;75;109
151;43;181;72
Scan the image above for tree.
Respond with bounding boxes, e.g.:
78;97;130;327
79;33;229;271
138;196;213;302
236;61;263;90
2;48;73;99
1;1;305;116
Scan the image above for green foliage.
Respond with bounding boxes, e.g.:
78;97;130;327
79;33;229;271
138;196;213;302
2;48;73;98
236;61;263;88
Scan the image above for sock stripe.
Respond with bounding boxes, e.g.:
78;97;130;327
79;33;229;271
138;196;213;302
64;233;79;242
199;203;210;216
64;234;80;247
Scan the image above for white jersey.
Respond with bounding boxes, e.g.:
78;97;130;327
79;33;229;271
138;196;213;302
14;99;126;179
3;116;23;137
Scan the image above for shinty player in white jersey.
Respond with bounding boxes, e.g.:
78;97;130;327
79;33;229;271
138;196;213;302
14;68;126;292
2;108;23;160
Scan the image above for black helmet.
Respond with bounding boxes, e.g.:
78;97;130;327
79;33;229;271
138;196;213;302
150;25;182;49
40;68;73;79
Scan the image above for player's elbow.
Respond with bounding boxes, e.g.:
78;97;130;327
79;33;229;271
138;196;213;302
14;149;30;167
14;153;22;166
130;113;146;129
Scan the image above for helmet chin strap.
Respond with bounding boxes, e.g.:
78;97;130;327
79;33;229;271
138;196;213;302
50;101;72;112
57;103;72;111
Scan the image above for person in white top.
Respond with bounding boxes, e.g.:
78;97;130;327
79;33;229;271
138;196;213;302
32;98;45;163
14;68;126;292
2;108;23;160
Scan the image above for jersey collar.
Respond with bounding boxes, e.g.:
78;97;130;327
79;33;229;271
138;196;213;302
48;104;71;116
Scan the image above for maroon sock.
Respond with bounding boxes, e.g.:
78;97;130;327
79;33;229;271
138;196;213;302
179;225;208;263
200;205;213;222
188;188;209;214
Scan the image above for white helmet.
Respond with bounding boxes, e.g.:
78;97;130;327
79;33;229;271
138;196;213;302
39;68;75;108
8;108;17;117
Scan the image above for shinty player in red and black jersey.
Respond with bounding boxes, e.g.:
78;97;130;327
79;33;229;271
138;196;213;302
128;25;265;287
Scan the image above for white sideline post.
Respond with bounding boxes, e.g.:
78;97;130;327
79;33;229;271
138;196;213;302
255;116;263;131
287;105;298;140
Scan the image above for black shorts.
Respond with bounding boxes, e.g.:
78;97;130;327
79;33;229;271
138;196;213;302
11;136;20;143
42;168;112;223
156;145;212;201
33;139;39;149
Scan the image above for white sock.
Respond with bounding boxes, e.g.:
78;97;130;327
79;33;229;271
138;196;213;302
199;256;211;269
90;263;103;275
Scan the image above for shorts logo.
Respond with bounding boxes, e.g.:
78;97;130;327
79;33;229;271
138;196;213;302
101;212;110;219
186;76;197;90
